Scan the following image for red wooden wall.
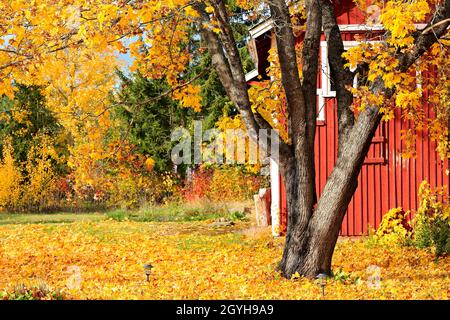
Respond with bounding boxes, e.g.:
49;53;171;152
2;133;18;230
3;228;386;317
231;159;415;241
280;105;449;236
323;106;446;236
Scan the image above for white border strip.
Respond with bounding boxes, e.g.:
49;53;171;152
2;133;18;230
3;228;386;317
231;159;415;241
249;23;429;39
245;69;259;82
249;19;274;39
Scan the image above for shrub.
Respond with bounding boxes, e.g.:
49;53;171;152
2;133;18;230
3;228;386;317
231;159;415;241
207;166;263;202
0;139;22;211
412;181;450;257
182;168;213;202
373;181;450;258
69;140;181;209
229;210;248;221
21;135;61;211
372;207;412;246
1;281;63;300
0;135;65;212
182;166;265;203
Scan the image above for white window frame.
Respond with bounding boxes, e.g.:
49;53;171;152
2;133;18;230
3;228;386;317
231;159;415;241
320;41;362;98
317;89;326;121
318;40;382;121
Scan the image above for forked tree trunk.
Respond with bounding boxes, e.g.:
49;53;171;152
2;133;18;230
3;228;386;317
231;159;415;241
279;108;382;278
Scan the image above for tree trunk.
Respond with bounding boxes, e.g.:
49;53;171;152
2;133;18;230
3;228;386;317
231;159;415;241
279;105;382;278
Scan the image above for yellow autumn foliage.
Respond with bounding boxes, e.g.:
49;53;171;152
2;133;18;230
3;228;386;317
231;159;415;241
413;181;450;256
372;181;449;257
0;140;22;210
207;167;264;202
215;114;263;173
0;135;65;212
373;207;412;246
21;135;62;211
0;220;448;300
344;0;450;159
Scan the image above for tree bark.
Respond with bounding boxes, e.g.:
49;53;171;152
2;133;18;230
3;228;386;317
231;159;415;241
194;0;292;160
271;0;322;276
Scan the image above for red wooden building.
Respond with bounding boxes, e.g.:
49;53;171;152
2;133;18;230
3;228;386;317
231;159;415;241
246;1;449;236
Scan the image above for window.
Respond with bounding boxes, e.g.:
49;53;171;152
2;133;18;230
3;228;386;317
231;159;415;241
317;40;380;121
319;40;388;164
320;41;361;98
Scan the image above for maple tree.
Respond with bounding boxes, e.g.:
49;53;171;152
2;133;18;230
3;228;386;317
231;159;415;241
190;0;449;278
1;0;449;279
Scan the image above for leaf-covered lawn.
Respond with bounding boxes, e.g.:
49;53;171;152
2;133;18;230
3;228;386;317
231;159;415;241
0;220;448;299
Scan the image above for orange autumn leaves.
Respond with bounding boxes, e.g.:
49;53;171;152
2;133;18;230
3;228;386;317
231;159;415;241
345;0;450;159
0;220;448;300
2;0;449;161
0;0;203;111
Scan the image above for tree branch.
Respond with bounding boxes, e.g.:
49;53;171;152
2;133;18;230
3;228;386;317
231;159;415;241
399;0;450;70
114;67;211;111
301;0;322;204
347;0;450;165
320;0;355;152
268;0;306;149
194;0;292;161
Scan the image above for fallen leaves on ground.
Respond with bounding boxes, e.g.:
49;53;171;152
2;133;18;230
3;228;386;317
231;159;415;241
0;220;448;299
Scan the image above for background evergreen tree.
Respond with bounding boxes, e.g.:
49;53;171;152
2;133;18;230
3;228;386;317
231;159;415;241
0;84;69;174
111;10;259;174
112;71;193;173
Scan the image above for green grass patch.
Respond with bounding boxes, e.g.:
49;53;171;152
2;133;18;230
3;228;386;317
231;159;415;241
106;202;248;223
0;201;250;225
0;212;105;225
